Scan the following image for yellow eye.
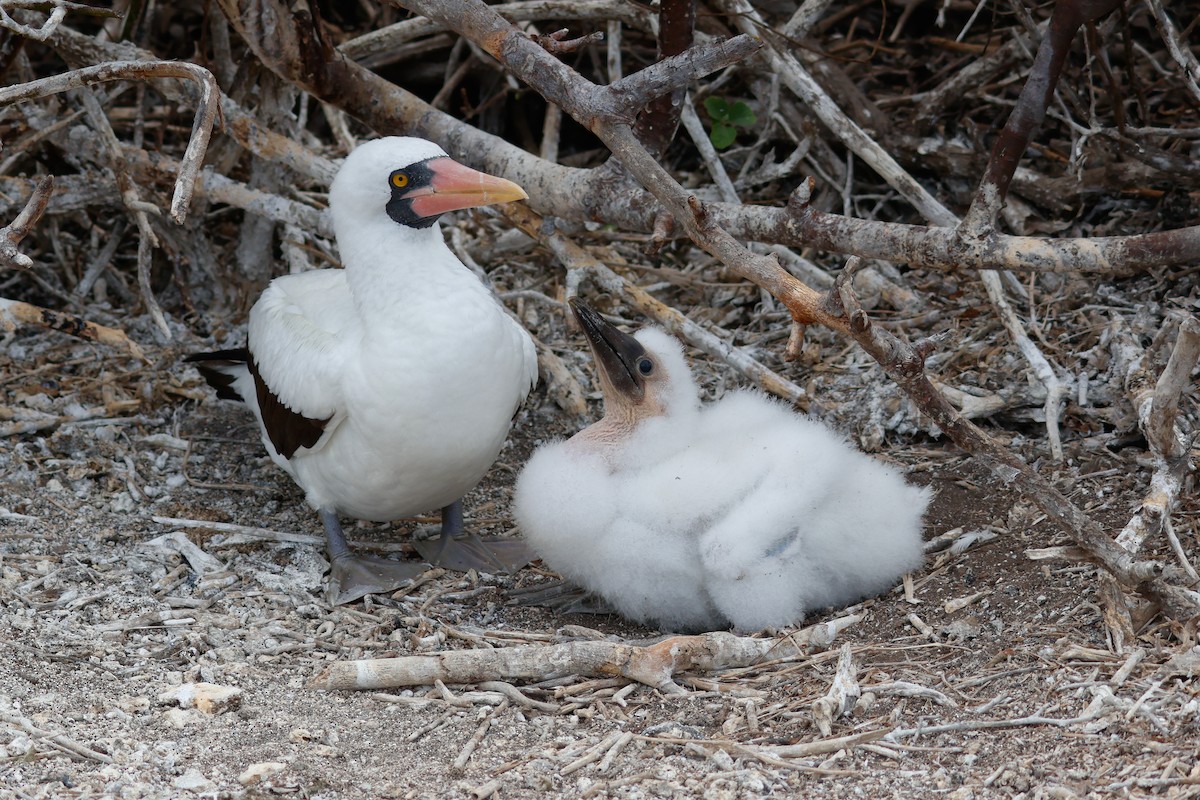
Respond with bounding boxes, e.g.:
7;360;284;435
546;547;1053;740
391;172;409;189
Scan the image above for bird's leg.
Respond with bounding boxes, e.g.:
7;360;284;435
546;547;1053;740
321;508;426;605
411;499;534;574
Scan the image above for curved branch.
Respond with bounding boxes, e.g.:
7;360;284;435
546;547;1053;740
0;60;219;223
0;175;52;269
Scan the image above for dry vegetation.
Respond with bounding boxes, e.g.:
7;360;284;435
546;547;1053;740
1;0;1200;797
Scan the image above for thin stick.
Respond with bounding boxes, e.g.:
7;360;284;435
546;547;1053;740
475;680;560;712
77;86;170;339
0;297;145;359
452;699;508;772
1;712;113;763
1115;316;1200;553
499;203;806;404
679;95;738;203
0;174;53;269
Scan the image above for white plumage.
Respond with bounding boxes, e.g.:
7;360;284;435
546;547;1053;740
513;299;928;632
190;137;537;603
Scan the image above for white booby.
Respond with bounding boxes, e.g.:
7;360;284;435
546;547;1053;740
188;136;538;604
512;299;929;632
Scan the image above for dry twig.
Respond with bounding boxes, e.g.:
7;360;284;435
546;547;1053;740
311;617;860;695
0;175;52;270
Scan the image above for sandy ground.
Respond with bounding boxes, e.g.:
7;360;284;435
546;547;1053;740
3;318;1200;800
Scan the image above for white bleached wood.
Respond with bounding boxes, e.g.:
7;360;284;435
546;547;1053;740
311;618;860;694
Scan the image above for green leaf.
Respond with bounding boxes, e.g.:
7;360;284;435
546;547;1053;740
727;101;757;129
703;96;730;121
709;122;736;150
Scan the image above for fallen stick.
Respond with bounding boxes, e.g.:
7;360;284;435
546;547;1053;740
0;297;145;359
452;699;507;773
1;712;113;764
311;616;860;695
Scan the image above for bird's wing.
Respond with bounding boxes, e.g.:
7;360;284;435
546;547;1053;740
693;391;930;628
502;308;539;415
517;319;538;405
185;347;253;402
691;393;847;579
246;270;355;459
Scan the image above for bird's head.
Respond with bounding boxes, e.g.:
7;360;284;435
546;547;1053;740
328;136;528;233
569;298;700;426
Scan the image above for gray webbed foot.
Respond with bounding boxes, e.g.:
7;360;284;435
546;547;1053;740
320;508;425;604
411;500;534;574
327;553;427;605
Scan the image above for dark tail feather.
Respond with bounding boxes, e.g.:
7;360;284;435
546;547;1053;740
186;347;250;402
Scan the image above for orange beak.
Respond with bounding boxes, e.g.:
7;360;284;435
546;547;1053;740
405;158;528;218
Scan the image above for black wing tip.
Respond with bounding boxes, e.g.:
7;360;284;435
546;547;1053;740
186;347;250;402
185;347;250;364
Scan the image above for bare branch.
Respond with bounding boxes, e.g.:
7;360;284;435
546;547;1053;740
211;0;1200;277
1115;316;1200;555
338;0;655;67
1146;317;1200;459
532;28;603;56
713;0;955;227
0;0;65;41
631;0;694;158
959;0;1123;236
0;175;52;270
311;618;860;695
76;85;169;339
0;297;145;359
1145;0;1200;105
0;59;220;223
499;203;806;404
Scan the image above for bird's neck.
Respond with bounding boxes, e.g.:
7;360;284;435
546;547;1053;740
338;219;470;321
567;403;657;463
567;417;634;464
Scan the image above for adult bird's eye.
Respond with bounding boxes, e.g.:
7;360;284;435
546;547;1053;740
637;358;654;376
390;171;410;189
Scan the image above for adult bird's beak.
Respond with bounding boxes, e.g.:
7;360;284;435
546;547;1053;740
406;158;528;218
569;298;647;401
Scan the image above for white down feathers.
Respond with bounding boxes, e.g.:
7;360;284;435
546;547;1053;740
513;327;928;632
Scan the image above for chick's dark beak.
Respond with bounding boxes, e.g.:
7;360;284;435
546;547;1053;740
569;298;646;401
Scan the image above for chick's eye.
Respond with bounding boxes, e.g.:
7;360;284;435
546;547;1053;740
390;171;410;189
637;358;654;376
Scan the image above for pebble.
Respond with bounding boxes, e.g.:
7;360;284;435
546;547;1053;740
157;682;243;714
238;761;287;786
173;769;216;793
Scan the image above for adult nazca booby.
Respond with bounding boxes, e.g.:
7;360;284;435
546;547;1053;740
512;299;928;632
188;137;538;604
